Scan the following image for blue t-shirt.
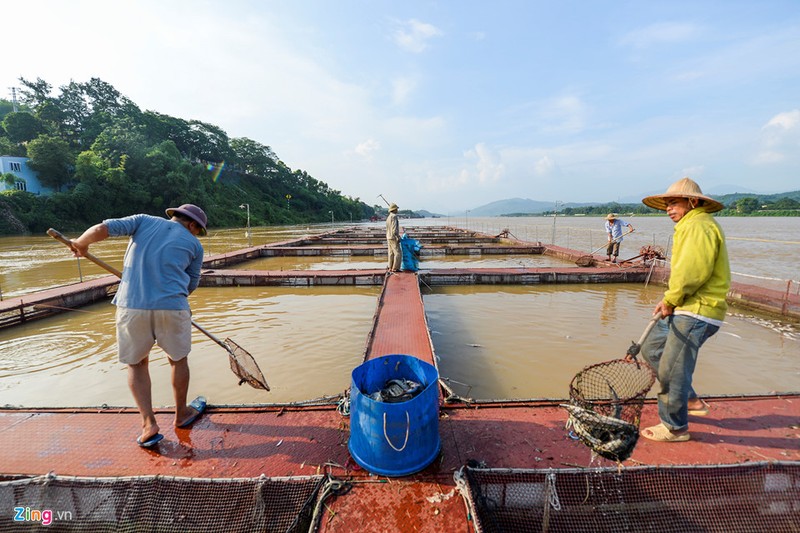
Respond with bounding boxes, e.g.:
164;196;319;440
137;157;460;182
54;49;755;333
605;219;632;240
104;214;204;310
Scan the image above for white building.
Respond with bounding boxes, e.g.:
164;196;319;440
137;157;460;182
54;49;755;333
0;156;53;195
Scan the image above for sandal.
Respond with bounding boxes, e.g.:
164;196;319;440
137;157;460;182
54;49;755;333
641;423;690;442
688;399;710;416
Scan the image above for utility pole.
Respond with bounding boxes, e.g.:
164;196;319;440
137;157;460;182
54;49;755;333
9;87;19;112
551;201;561;245
240;203;251;247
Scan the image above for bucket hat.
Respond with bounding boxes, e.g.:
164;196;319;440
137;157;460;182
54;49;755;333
642;177;723;213
389;203;398;212
606;213;618;221
166;204;208;235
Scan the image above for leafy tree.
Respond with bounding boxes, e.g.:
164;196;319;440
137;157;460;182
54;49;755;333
230;137;278;175
26;134;75;190
735;197;760;214
770;197;799;210
2;172;19;186
90;117;148;173
0;136;26;157
17;77;54;111
1;76;377;234
186;120;233;162
2;112;45;143
0;99;16;121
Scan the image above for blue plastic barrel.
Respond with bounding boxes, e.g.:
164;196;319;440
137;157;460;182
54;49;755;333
348;354;440;476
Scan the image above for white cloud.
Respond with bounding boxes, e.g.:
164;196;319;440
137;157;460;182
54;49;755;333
537;94;588;134
391;77;416;105
392;19;443;53
764;110;800;131
464;143;505;184
754;109;800;164
533;155;556;176
619;22;701;49
352;138;381;157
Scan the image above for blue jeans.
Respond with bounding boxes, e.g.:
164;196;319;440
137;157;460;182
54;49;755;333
641;315;720;431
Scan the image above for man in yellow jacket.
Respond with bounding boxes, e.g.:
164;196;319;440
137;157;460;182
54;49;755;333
638;177;730;442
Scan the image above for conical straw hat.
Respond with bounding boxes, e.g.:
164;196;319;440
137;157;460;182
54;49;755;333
642;177;723;213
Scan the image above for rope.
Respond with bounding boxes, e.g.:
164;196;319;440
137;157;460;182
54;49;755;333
383;411;410;451
453;467;475;525
731;271;800;284
306;475;352;533
546;472;562;511
728;236;800;245
336;393;350;417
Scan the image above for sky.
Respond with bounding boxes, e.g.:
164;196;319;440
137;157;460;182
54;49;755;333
3;0;799;213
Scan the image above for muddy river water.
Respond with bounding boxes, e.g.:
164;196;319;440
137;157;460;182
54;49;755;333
0;216;798;406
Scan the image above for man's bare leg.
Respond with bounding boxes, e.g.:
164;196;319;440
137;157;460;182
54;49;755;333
128;357;159;442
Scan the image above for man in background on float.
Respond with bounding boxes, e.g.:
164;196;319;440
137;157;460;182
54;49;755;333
386;203;402;272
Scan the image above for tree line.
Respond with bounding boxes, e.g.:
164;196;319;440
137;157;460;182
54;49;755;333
0;77;377;235
524;191;800;218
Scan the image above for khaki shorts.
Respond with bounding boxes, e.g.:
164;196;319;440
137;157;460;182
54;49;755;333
116;308;192;365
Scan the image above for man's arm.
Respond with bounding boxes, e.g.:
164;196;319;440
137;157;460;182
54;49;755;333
70;223;109;257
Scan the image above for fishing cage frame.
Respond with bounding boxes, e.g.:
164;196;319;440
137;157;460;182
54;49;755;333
458;461;800;533
0;472;341;532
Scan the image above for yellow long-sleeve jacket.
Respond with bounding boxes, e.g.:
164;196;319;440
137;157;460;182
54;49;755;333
664;207;731;321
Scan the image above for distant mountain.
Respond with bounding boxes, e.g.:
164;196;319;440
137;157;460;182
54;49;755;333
621;185;777;204
414;210;445;218
705;184;761;195
715;190;800;205
469;197;594;216
467;190;800;217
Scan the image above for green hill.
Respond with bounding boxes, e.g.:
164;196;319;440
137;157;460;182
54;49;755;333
0;77;377;235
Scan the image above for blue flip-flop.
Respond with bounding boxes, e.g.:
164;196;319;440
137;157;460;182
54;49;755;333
137;433;164;448
177;396;207;428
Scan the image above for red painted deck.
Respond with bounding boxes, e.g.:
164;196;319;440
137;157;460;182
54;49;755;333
2;397;798;531
2;264;799;531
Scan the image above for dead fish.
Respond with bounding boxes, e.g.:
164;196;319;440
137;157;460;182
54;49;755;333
561;404;634;430
561;403;639;461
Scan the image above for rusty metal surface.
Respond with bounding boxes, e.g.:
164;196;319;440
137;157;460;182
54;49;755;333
3;397;797;477
364;272;435;364
2;396;798;530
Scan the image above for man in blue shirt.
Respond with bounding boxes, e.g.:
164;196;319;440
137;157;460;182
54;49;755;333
70;204;208;448
604;213;634;263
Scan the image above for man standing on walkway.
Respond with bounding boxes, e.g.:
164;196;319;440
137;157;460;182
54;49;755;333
69;204;209;448
386;203;402;272
637;178;730;443
604;213;634;263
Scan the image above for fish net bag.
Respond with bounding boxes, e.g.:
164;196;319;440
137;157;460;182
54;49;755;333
226;337;270;390
563;359;656;461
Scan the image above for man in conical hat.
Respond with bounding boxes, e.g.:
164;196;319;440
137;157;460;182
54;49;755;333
385;203;402;272
635;177;730;442
604;213;634;263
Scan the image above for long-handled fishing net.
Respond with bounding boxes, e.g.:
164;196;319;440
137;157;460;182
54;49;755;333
48;228;270;391
575;229;634;267
561;317;657;461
